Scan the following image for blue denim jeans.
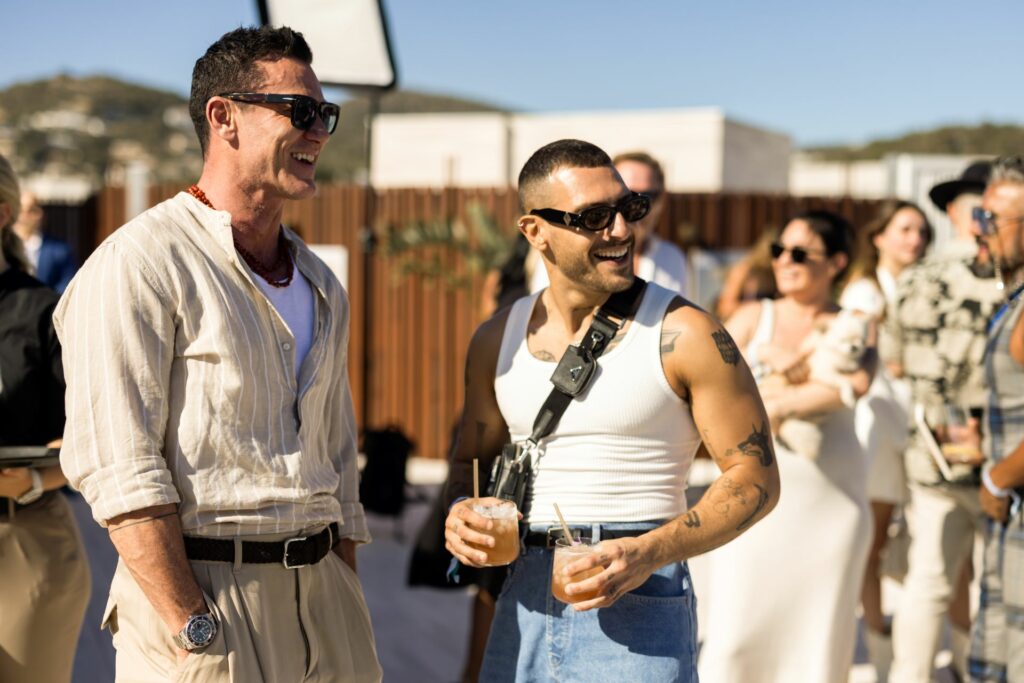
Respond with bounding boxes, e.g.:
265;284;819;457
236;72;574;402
479;522;699;683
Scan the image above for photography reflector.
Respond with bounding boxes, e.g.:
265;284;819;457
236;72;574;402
257;0;397;90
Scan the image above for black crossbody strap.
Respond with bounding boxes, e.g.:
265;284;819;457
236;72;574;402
528;278;647;444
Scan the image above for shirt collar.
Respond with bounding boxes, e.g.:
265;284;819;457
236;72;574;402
177;191;330;296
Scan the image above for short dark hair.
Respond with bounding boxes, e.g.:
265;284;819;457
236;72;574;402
517;139;613;212
612;151;665;190
190;25;313;157
790;209;855;282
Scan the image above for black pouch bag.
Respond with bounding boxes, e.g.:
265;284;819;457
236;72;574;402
485;442;532;511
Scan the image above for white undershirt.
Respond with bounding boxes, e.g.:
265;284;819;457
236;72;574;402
255;269;315;376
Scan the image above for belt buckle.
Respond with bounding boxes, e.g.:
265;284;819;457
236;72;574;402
283;535;309;569
546;526;576;549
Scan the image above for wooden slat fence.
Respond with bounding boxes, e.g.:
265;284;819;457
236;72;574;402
44;185;882;458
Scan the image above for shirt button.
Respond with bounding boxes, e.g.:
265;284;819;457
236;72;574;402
283;343;292;351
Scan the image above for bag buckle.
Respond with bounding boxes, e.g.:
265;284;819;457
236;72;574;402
283;535;309;569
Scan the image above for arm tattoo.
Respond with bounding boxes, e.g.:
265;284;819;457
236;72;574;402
535;349;557;362
723;421;774;467
684;510;701;528
707;474;745;515
736;484;770;531
711;328;740;365
661;327;682;354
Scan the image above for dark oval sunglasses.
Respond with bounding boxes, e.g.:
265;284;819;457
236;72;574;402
530;193;651;232
770;242;824;264
217;92;340;135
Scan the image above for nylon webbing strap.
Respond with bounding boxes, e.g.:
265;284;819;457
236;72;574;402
528;278;647;444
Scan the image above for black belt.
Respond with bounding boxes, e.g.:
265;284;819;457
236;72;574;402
523;526;650;549
183;523;339;569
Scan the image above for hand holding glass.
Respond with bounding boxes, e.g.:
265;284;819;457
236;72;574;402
940;404;984;466
465;499;520;566
551;537;604;604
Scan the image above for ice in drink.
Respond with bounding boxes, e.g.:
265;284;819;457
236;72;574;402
467;500;520;566
552;538;603;604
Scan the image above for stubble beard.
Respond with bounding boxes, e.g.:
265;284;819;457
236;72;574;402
557;251;634;294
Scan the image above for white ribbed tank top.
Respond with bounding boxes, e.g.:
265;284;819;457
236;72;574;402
495;283;701;524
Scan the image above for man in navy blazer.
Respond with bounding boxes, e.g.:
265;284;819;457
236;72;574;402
13;191;77;293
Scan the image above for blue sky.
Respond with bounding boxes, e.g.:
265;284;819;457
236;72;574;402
4;0;1023;146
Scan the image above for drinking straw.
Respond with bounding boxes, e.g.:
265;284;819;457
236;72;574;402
473;458;480;499
552;503;574;544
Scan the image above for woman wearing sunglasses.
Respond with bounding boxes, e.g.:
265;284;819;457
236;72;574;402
840;200;931;680
699;210;874;683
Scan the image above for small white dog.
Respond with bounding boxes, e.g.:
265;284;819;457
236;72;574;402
761;312;868;459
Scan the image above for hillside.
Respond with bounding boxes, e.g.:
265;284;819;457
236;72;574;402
0;74;504;183
805;122;1024;161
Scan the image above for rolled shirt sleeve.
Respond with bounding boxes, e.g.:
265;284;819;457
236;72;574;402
54;239;180;525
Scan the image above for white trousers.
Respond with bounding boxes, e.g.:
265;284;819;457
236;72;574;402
890;483;982;683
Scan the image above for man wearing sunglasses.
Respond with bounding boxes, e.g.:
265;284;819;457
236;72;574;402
54;26;380;683
968;156;1024;682
444;139;779;681
888;160;1003;683
529;151;690;297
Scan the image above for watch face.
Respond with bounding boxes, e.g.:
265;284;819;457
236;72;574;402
187;614;216;647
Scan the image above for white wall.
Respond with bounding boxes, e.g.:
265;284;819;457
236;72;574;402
509;108;728;192
721;119;791;193
371;113;511;187
789;156;890;198
370;108;793;193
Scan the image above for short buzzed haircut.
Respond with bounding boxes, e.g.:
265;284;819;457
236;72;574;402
518;139;613;212
190;25;313;157
612;151;665;190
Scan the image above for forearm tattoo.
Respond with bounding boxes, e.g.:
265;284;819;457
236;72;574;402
707;474;745;515
711;328;740;365
684;510;701;528
724;421;774;467
736;484;770;531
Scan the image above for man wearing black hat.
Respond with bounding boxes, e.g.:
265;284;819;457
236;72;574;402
888;161;1004;683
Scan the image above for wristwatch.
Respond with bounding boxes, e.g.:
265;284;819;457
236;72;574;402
173;612;218;652
14;469;44;505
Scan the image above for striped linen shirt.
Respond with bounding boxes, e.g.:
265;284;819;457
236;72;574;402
53;192;368;542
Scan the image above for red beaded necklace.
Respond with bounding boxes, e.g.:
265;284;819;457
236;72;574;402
187;184;294;288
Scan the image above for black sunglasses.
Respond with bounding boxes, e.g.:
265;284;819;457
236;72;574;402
218;92;340;135
972;206;1024;236
770;242;825;264
530;193;651;232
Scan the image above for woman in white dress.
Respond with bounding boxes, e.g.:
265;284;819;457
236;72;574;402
699;210;875;683
840;201;931;680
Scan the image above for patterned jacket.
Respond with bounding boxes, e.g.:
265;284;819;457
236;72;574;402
891;239;1004;487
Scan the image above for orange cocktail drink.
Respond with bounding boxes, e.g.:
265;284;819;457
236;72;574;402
552;538;603;604
466;500;520;566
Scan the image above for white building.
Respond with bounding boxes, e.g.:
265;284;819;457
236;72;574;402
791;153;993;246
371;107;792;193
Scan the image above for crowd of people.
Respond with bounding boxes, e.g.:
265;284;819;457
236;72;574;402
2;20;1024;683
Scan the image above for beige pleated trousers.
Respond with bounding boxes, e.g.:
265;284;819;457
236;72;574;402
0;492;91;683
103;528;382;683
